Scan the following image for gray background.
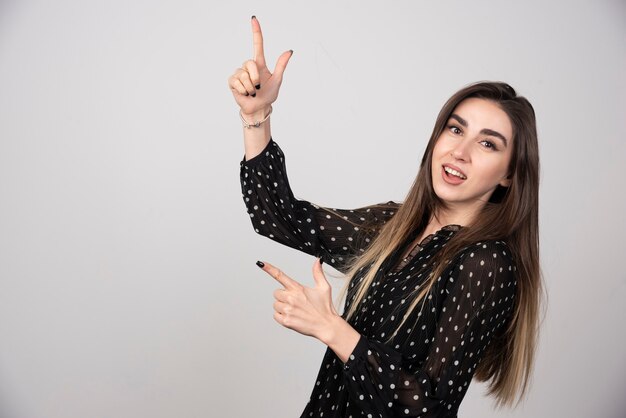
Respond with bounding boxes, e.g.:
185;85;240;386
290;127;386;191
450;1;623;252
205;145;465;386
1;0;625;417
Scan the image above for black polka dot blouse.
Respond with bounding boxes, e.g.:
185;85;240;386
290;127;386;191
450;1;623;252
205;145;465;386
240;138;518;418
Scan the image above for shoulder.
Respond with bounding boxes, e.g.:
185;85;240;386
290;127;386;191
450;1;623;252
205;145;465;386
453;239;517;288
461;239;515;265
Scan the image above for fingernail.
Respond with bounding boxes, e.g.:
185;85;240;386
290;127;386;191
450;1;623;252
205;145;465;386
256;260;264;268
255;84;261;90
251;15;256;20
289;49;294;55
319;258;323;265
251;93;256;97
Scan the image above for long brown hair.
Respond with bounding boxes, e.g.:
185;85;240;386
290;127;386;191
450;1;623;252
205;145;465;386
331;81;543;408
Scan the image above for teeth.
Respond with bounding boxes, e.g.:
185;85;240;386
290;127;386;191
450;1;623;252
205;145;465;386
444;166;467;179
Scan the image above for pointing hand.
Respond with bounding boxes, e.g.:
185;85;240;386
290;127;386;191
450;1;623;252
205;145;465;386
256;258;340;340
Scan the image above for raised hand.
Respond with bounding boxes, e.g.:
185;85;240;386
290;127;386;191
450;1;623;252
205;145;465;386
228;16;293;117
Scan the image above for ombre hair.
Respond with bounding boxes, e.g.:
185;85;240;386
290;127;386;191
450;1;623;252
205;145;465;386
329;81;543;408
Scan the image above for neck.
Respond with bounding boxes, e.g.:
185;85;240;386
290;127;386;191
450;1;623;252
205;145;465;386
432;204;480;228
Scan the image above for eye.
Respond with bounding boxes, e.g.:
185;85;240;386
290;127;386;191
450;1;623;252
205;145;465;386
447;124;462;135
480;140;498;150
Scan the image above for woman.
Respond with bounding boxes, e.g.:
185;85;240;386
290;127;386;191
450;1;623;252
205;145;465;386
229;16;542;418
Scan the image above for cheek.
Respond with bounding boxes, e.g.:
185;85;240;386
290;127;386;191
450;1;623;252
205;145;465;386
432;138;448;160
479;161;509;184
496;151;514;179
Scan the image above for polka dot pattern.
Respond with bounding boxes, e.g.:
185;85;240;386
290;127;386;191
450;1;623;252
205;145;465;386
240;139;518;417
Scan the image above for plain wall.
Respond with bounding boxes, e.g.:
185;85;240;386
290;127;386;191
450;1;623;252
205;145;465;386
0;0;625;417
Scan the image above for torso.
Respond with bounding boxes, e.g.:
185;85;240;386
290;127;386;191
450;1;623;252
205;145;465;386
392;224;456;272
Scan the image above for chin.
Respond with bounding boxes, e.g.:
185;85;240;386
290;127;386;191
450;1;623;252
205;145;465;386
432;185;454;202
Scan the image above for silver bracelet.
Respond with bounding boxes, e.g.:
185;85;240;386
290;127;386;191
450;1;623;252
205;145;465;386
240;106;272;128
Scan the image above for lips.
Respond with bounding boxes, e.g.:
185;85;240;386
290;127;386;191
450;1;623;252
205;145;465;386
443;164;467;180
441;165;466;185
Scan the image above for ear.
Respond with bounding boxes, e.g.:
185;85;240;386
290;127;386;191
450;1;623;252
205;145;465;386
499;175;512;188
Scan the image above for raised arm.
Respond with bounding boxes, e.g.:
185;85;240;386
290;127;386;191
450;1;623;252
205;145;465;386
231;17;400;272
227;16;293;161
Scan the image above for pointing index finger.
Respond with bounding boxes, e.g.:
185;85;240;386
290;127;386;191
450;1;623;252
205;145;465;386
258;261;299;289
251;16;266;68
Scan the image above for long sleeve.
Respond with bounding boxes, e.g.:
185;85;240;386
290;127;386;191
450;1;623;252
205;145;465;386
340;240;518;417
240;138;399;273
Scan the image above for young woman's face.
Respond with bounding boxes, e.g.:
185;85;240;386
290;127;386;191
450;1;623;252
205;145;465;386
431;97;514;215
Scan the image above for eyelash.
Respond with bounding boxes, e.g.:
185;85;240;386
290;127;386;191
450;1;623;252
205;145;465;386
447;124;498;151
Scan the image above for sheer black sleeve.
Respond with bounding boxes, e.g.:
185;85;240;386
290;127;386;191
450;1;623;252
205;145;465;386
239;138;399;273
340;240;518;417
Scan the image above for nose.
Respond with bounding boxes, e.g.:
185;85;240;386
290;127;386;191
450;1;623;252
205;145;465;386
450;139;470;161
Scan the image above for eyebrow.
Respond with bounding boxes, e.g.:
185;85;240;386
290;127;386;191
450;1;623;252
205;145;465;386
449;114;509;148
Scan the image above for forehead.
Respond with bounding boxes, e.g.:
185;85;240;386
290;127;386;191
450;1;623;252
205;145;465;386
451;98;513;139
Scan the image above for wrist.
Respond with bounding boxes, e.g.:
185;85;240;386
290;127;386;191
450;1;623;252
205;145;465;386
320;314;361;363
241;106;271;121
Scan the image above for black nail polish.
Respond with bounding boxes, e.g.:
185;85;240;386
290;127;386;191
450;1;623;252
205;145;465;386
255;84;261;90
319;258;324;265
251;15;256;20
251;93;256;97
256;260;264;268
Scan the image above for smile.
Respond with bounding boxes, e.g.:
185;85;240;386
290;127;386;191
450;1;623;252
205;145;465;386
443;165;467;180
